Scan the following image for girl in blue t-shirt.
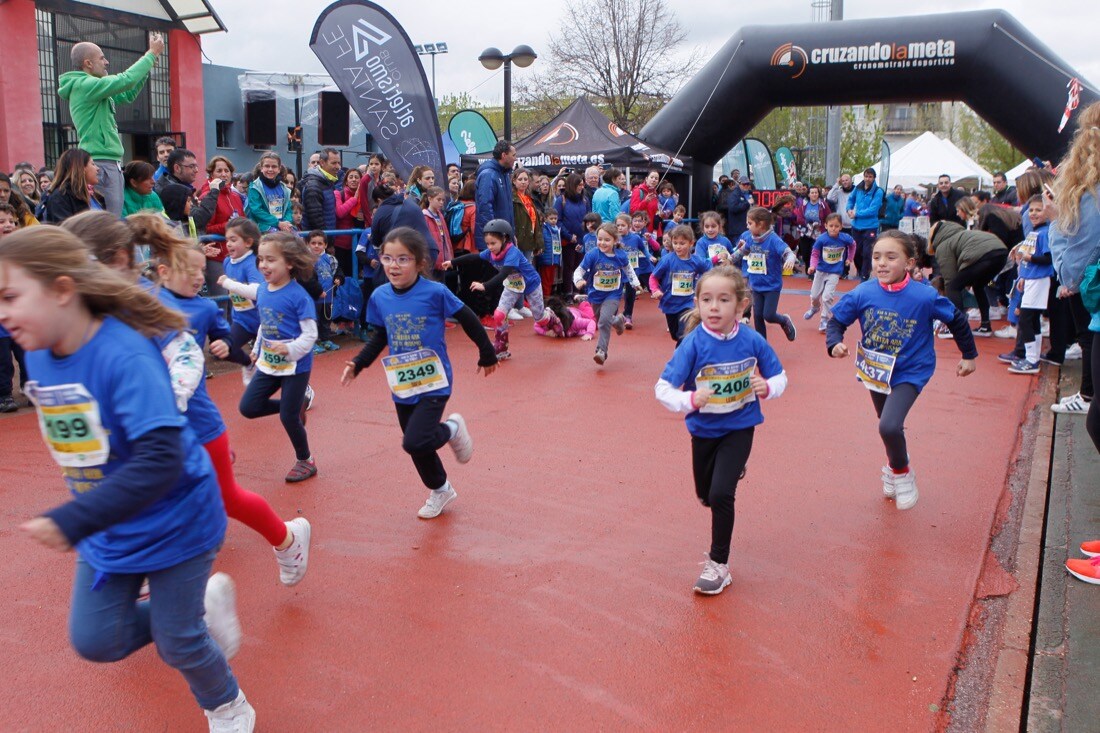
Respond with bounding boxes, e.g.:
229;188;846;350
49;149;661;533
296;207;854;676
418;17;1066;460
650;223;710;344
655;265;788;595
827;232;978;511
0;227;256;729
156;240;312;587
616;214;644;329
694;211;734;262
239;232;319;483
217;217;264;384
573;222;641;365
733;207;799;343
580;212;601;254
341;226;498;520
804;213;856;333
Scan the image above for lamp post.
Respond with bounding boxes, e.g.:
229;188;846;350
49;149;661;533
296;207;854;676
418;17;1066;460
478;45;537;141
414;42;448;102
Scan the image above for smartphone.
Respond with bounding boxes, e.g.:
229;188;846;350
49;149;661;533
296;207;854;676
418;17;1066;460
1043;183;1055;200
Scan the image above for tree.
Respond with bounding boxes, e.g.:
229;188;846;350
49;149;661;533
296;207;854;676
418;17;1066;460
515;0;698;132
948;106;1022;176
840;106;884;176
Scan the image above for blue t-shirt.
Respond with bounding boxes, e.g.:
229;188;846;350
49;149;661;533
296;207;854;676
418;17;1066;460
578;247;633;306
315;252;339;303
660;323;784;438
812;232;856;275
261;180;288;227
222;251;263;333
802;201;826;225
582;232;598;253
1019;225;1055;280
622;232;656;275
651;253;710;314
257;280;316;374
159;289;229;444
829;278;961;391
736;232;790;292
24;317;225;573
479;243;541;296
355;231;379;278
366;276;467;404
538;223;562;267
694;234;733;261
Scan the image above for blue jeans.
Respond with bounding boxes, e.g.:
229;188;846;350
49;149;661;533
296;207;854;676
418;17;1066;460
69;550;238;710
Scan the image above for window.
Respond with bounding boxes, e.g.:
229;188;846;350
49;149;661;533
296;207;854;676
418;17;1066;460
216;120;233;149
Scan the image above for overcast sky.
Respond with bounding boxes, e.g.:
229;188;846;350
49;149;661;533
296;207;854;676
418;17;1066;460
202;0;1100;110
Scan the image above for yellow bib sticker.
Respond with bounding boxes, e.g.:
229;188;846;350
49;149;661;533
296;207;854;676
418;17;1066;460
26;383;110;469
671;271;695;296
707;243;726;260
504;273;526;293
552;239;562;256
628;250;640;269
747;252;767;275
257;338;297;376
855;342;896;394
696;358;757;414
382;349;449;398
822;245;845;264
229;293;255;312
594;267;621;292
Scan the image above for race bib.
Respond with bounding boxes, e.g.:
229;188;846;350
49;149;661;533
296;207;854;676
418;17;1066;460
696;358;757;414
229;293;255;312
1017;233;1037;259
671;271;695;296
594;267;621;292
257;338;297;376
383;349;449;398
628;251;640;269
747;252;767;275
822;246;844;265
552;238;562;256
855;343;896;394
707;243;725;260
504;273;526;293
26;383;110;469
267;196;284;218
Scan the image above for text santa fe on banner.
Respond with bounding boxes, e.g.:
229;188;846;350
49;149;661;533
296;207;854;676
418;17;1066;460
310;0;445;180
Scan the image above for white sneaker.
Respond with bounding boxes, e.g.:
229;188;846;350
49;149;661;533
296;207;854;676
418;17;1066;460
988;306;1007;321
446;413;473;464
1051;393;1091;415
994;325;1017;339
881;467;896;499
273;518;311;586
1065;343;1083;360
935;326;953;339
694;557;732;595
893;470;918;510
507;308;524;321
518;306;533;318
205;690;255;733
966;308;981;321
240;364;256;387
204;573;241;660
418;484;457;519
304;385;315;411
1041;319;1050;337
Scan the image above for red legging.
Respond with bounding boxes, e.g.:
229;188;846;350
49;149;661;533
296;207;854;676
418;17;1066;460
204;431;288;546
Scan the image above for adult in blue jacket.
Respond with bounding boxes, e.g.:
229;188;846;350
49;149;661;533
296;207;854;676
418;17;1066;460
301;147;340;231
591;168;623;225
475;141;516;252
724;175;753;239
847;168;884;280
371;177;437;265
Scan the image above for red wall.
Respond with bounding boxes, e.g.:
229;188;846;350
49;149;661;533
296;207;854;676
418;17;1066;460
169;29;206;171
0;0;45;171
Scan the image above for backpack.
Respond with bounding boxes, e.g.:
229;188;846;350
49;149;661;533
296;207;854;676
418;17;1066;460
446;201;468;239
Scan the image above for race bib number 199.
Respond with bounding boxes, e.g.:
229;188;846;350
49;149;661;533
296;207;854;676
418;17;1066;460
26;383;110;469
696;358;757;414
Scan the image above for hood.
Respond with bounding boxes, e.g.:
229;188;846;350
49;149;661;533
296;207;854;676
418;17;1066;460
57;71;92;100
932;220;964;248
303;167;336;186
478;158;507;175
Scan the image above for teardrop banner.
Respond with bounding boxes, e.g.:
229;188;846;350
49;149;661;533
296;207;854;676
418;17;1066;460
774;146;798;187
310;0;445;180
448;110;498;156
879;139;891;190
745;138;777;190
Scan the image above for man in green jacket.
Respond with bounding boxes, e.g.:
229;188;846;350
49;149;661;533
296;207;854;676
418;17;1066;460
58;33;164;216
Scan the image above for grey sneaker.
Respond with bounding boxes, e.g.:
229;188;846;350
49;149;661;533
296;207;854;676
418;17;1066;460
612;315;626;335
1007;359;1040;375
273;518;311;587
204;572;241;660
446;413;473;463
205;689;255;732
781;314;797;342
593;348;607;365
418;484;457;519
694;557;732;595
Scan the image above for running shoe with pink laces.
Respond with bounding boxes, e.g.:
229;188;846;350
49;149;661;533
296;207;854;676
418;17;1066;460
273;518;311;586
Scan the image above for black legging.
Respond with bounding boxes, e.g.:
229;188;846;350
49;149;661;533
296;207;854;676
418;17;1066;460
692;427;754;565
870;383;920;470
239;370;311;460
944;249;1008;327
1089;331;1100;453
752;290;784;340
394;395;451;490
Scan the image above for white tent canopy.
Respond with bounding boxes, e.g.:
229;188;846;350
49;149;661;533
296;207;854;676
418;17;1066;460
872;131;994;191
1005;158;1034;182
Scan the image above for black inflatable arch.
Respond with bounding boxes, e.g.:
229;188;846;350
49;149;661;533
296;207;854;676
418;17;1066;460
640;10;1098;205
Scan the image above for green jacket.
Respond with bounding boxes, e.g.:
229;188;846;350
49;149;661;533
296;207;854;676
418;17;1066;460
931;221;1005;284
58;52;156;161
122;187;164;217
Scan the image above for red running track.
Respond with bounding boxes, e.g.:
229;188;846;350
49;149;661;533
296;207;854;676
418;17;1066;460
0;280;1033;731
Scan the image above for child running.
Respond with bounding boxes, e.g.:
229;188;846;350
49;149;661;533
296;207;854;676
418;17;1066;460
694;211;733;262
618;214;642;329
0;227;255;730
573;222;641;365
341;226;498;519
217;218;265;383
239;232;319;483
152;234;312;586
733;207;799;342
650;224;711;344
444;219;558;360
804;213;856;333
827;231;977;509
655;265;788;595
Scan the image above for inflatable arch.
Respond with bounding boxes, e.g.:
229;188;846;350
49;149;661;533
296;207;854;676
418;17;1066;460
639;10;1098;206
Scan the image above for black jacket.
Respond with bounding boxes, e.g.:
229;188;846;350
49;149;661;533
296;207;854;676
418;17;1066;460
371;193;436;264
42;186;102;224
929;187;966;226
154;173;219;232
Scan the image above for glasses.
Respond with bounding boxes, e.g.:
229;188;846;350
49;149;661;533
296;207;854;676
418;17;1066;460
182;163;199;170
380;255;416;267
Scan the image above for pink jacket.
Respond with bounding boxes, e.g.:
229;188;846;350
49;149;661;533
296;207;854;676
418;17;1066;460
534;302;597;338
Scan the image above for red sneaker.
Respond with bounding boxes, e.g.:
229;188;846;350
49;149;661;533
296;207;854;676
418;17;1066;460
1066;556;1100;585
1080;540;1100;558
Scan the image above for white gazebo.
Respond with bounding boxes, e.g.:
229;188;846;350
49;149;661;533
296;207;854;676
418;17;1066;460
873;131;994;191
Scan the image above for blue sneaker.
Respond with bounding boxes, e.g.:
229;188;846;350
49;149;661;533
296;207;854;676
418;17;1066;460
998;352;1022;364
321;340;340;351
312;344;325;356
1007;359;1040;374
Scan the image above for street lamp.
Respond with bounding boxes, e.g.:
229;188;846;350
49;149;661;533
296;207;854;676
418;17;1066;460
478;44;537;141
414;42;448;102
